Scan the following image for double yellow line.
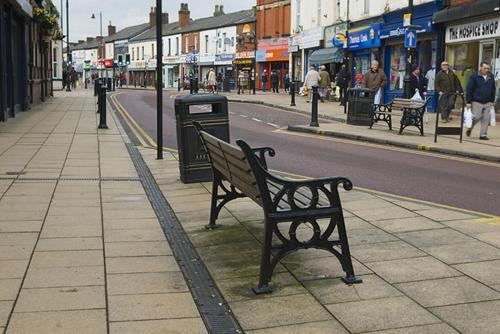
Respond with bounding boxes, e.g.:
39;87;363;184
110;93;177;154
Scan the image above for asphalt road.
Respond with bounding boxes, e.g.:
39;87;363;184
116;89;500;216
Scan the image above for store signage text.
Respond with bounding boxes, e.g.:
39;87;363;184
348;23;382;50
446;18;500;43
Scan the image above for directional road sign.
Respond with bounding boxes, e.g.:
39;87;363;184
405;29;417;48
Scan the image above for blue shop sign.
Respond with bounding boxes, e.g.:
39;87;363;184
256;50;266;62
348;23;382;50
380;2;435;39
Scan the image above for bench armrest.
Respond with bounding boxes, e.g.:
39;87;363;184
251;147;275;169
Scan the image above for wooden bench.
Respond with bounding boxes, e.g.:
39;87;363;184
193;122;362;294
371;97;430;135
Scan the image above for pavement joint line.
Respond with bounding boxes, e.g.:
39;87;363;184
110;99;242;334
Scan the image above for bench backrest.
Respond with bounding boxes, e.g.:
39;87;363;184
198;130;262;205
391;97;428;111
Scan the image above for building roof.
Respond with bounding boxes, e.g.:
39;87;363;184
129;8;255;43
104;22;151;43
130;21;180;42
72;39;99;51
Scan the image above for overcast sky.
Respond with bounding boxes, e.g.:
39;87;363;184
56;0;255;42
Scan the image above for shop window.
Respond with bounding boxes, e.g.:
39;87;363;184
418;40;437;91
353;54;370;85
389;46;406;90
447;42;479;93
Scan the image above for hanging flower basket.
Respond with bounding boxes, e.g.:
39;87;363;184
34;7;59;39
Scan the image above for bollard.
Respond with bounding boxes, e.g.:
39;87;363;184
112;76;115;91
98;85;108;129
94;79;99;97
194;77;199;94
107;78;112;91
177;78;181;92
96;83;101;113
189;78;194;94
290;82;296;106
310;86;319;127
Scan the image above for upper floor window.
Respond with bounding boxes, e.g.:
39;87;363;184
176;37;179;55
142;46;144;60
364;0;369;14
205;35;208;53
185;35;189;53
296;0;301;32
223;33;227;52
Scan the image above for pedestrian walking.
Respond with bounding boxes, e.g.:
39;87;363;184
207;68;217;93
337;64;349;106
319;65;331;103
409;65;427;99
271;70;279;93
303;65;321;103
361;60;387;105
284;73;290;93
465;61;496;140
62;69;68;90
435;61;463;123
261;69;268;92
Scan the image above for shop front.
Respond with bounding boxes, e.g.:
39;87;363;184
198;55;215;83
444;16;500;108
381;2;438;110
214;54;235;91
314;23;348;77
256;38;289;90
294;27;324;82
234;51;255;92
163;56;179;88
348;22;382;86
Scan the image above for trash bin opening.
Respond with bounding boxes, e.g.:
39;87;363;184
187;104;222;115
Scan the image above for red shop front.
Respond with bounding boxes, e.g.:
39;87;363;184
256;38;289;90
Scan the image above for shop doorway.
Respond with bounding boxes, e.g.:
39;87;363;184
479;41;495;67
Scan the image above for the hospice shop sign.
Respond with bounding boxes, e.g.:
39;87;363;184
446;18;500;43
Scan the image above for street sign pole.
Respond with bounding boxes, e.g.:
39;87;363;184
156;0;163;160
403;0;414;98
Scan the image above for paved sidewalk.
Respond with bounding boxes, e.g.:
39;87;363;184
218;91;500;162
140;146;500;334
0;90;206;333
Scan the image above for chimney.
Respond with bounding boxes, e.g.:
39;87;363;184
162;13;169;24
78;39;84;44
149;7;156;26
219;5;224;15
214;5;219;16
86;37;94;42
108;21;116;36
178;3;190;28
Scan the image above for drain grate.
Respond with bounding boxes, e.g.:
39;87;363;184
125;143;242;334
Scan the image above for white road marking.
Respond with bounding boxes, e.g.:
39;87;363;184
252;118;263;123
239;114;248;118
267;122;280;128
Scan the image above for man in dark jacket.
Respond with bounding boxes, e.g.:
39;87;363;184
362;60;387;104
435;61;463;122
337;64;350;106
270;70;279;93
466;61;496;140
409;65;427;99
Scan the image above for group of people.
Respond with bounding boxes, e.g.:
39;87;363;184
62;68;78;90
298;59;495;140
260;69;291;94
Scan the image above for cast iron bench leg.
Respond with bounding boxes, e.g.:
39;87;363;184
252;219;274;294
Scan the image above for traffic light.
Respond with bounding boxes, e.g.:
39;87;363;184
118;54;123;66
125;54;130;65
67;53;72;65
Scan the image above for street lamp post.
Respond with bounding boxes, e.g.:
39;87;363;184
65;0;71;92
91;12;103;78
156;0;163;160
403;0;414;98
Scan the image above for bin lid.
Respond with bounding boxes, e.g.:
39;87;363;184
175;93;228;106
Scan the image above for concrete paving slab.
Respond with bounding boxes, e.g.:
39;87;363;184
396;228;474;248
109;318;208;334
350;241;425;263
30;250;104;268
360;323;459;334
0;260;28;279
105;241;172;257
14;286;106;312
326;296;440;333
422;240;500;264
430;300;500;334
396;276;500;307
0;221;43;233
366;256;461;283
246;320;349;334
108;293;200;322
107;271;188;295
6;309;107;334
104;229;165;242
36;237;103;251
106;256;179;274
0;245;35;260
0;301;14;327
415;209;478;222
230;293;332;331
347;228;398;246
453;260;500;286
23;266;104;288
369;216;445;233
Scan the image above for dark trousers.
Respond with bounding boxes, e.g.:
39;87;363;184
272;83;279;93
438;94;456;120
339;86;347;105
262;82;267;92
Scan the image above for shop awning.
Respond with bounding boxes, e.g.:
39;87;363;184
309;48;344;65
433;0;500;24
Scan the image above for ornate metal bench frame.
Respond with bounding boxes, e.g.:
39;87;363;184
371;97;430;135
194;122;362;294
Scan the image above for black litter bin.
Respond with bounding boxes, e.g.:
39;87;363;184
106;78;112;91
346;88;376;126
175;94;230;183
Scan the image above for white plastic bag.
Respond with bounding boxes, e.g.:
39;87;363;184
490;106;496;127
463;107;473;128
411;89;423;101
374;88;382;105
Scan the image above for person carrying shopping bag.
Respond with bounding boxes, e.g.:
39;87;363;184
361;60;387;105
435;61;463;123
303;65;321;103
465;61;496;140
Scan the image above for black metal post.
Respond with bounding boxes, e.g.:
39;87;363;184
84;70;88;89
112;66;115;91
290;82;296;106
177;78;181;91
253;60;256;95
310;86;319;127
98;85;108;129
403;0;413;98
189;78;194;94
65;0;71;92
156;0;163;160
96;82;101;113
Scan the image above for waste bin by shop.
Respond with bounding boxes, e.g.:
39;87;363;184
346;88;376;126
175;94;230;183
